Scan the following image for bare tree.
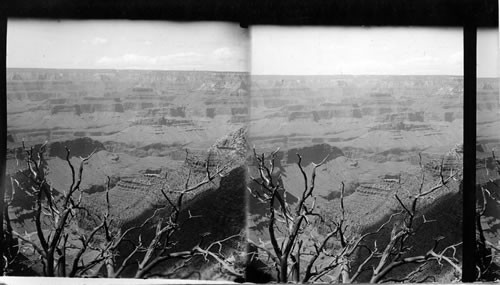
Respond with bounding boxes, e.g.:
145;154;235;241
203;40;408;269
3;142;243;279
247;148;462;283
475;150;500;280
4;141;97;276
92;160;243;279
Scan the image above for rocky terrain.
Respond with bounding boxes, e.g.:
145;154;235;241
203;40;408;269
476;78;500;279
5;68;250;279
249;75;463;156
5;127;249;278
5;69;465;281
7;68;249;154
248;75;463;217
247;75;463;282
476;78;500;168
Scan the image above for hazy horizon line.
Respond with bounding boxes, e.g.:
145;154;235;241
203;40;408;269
6;66;248;73
5;67;475;77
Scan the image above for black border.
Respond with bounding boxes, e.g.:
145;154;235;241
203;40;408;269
247;0;496;26
2;0;499;26
1;0;498;282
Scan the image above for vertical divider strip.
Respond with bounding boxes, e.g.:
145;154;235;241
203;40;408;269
462;25;477;282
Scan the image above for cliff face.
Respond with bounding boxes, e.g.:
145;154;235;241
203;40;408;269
7;68;249;148
249;75;463;153
251;75;462;123
8;70;463;155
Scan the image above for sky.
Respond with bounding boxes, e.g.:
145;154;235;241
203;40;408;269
7;22;499;77
477;28;499;78
251;27;465;76
7;20;249;72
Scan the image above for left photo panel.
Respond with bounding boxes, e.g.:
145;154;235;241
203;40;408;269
4;20;250;280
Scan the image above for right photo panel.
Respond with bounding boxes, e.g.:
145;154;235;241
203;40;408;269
476;28;500;281
246;27;463;283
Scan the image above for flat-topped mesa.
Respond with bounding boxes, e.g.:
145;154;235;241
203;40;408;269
7;68;247;83
7;68;247;108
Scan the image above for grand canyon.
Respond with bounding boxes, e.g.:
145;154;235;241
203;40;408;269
247;74;463;282
5;68;249;279
4;68;464;281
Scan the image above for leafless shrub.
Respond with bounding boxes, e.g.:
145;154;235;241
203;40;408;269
476;150;500;280
248;148;462;283
2;142;242;279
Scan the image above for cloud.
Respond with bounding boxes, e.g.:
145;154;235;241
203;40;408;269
96;52;204;69
212;47;235;60
90;37;108;45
